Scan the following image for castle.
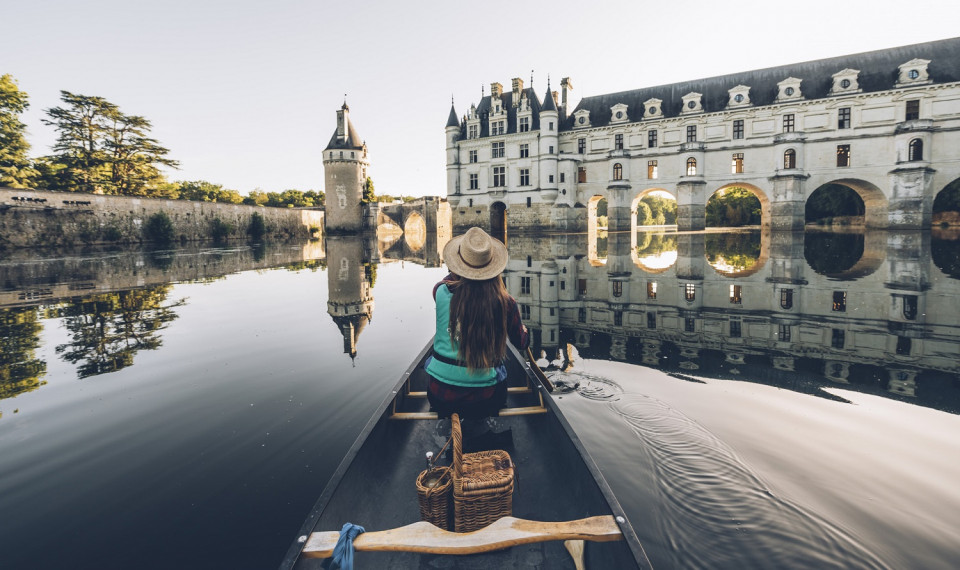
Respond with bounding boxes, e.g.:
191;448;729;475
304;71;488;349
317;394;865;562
445;37;960;235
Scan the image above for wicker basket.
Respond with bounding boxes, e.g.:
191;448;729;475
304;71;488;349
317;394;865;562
416;466;452;530
451;413;515;533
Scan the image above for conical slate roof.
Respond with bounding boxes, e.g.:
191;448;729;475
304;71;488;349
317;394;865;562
325;118;365;151
446;103;459;128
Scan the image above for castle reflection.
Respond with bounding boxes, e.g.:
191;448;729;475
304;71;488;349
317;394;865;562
505;230;960;414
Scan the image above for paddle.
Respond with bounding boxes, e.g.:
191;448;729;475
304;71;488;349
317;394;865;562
301;515;622;557
526;347;555;392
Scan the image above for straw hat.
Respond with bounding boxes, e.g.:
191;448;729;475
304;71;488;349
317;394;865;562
443;227;508;280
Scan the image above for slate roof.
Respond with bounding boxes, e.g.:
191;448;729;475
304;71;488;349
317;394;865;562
325;118;365;151
455;87;547;140
446;104;460;128
563;37;960;131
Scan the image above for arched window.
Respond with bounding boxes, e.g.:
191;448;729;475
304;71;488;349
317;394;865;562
784;149;796;169
908;138;923;161
686;158;697;176
613;163;623;180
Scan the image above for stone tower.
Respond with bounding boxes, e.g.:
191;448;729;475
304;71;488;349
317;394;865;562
323;103;369;233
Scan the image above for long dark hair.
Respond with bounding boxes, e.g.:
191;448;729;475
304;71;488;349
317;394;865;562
447;275;511;371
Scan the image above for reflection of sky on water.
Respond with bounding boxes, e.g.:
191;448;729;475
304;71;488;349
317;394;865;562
636;250;677;270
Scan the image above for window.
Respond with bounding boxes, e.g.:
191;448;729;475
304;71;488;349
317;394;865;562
615;311;624;326
520;277;531;295
560;281;566;290
526;197;531;207
469;173;478;189
492;141;504;158
520;168;530;186
526;256;532;267
549;121;554;131
686;125;697;142
491;120;505;135
837;145;851;167
578;138;586;153
613;163;623;181
780;288;793;309
729;284;742;304
831;328;845;348
903;295;918;320
578;308;586;322
560;173;565;182
468;125;478;139
612;281;623;297
520;143;529;158
896;336;911;355
614;134;623;150
684;283;696;301
905;99;920;121
493;166;506;187
578;167;587;183
686;157;697;176
548;145;554;154
548;175;554;183
646;312;656;329
731;153;744;174
648;160;658;179
908;139;923;161
832;291;847;312
784;149;797;169
684;318;695;333
647;281;657;299
733;119;744;140
521;304;530;320
838;107;851;129
730;319;742;338
778;324;791;342
577;279;587;295
469;149;478;163
519;116;530;132
782;114;795;133
648;130;658;148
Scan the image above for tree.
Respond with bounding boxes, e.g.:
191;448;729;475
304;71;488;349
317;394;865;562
0;74;38;188
363;177;375;203
42;91;177;195
706;187;761;227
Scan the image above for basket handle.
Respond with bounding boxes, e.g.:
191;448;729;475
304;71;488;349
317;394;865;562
451;413;462;478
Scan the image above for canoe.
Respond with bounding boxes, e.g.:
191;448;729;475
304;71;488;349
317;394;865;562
279;340;653;569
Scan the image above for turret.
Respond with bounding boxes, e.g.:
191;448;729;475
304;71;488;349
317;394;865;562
446;100;461;206
538;82;559;204
323;102;370;233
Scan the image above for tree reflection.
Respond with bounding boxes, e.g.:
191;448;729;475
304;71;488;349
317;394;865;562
53;286;184;378
0;308;47;400
931;236;960;279
804;232;865;275
705;233;761;273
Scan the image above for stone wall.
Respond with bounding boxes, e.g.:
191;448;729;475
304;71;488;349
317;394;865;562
0;188;325;249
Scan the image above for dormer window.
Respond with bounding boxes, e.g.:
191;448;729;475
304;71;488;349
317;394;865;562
727;85;751;108
573;109;591;128
681;92;703;114
897;59;931;87
643;98;662;120
610;103;629;124
830;69;861;95
776;77;803;102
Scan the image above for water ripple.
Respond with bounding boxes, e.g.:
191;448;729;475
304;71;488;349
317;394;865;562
611;394;890;570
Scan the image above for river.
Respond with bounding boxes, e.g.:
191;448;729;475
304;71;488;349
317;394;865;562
1;229;958;569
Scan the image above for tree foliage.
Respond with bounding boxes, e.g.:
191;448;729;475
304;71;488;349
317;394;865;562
0;74;38;188
706;187;761;227
0;308;46;400
806;184;865;222
933;179;960;213
636;194;677;226
41;91;178;195
362;177;375;203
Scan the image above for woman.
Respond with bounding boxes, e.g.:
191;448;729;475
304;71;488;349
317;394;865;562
426;227;529;419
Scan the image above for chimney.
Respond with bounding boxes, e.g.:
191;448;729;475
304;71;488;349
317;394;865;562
511;77;523;100
490;82;503;98
336;102;350;142
561;77;573;112
552;91;559;107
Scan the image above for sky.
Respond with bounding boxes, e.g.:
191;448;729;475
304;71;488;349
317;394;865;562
5;0;959;198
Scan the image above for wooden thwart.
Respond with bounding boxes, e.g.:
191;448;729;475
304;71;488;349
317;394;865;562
406;386;533;398
390;405;547;421
301;515;623;558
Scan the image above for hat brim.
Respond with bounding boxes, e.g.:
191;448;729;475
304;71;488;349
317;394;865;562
443;232;508;280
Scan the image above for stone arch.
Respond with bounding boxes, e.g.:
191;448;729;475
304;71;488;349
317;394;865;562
587;194;608;266
630;188;677;232
932;177;960;227
807;178;887;228
804;230;884;279
632;231;678;273
490;201;507;243
706;182;771;229
403;211;426;251
704;231;769;278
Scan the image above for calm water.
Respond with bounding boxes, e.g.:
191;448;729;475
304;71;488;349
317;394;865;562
1;231;959;569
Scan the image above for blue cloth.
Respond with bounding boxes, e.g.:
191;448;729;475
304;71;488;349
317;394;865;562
331;522;365;570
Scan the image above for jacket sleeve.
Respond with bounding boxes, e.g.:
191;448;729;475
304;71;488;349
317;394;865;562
506;297;529;350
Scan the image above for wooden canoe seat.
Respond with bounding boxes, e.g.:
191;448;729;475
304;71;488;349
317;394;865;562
406;386;533;398
389;405;547;421
300;515;623;558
